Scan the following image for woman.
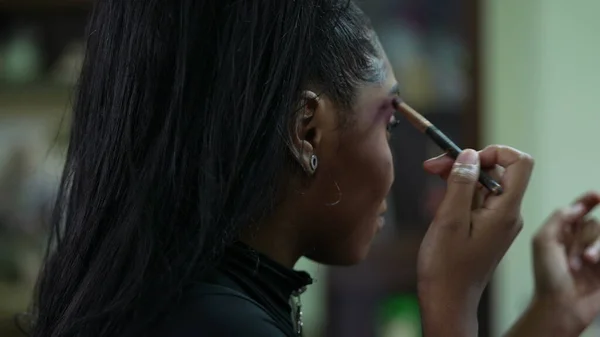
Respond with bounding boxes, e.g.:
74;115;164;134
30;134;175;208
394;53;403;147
27;0;600;336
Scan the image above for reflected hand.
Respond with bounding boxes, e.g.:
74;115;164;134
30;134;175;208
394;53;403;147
529;191;600;335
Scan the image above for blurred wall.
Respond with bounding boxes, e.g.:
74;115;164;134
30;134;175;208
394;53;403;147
484;0;600;335
295;258;326;337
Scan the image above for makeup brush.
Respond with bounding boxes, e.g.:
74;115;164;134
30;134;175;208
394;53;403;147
392;99;503;196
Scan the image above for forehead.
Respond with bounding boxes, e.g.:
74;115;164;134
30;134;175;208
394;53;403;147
362;32;394;87
364;56;388;84
354;54;397;109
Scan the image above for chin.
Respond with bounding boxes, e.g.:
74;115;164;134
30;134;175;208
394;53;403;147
304;239;375;266
304;214;383;265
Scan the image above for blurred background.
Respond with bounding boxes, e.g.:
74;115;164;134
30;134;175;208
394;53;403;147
0;0;599;336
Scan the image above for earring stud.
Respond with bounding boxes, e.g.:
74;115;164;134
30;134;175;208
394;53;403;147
310;154;318;172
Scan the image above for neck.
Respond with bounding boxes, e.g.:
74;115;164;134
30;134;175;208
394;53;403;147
240;186;310;268
241;215;305;268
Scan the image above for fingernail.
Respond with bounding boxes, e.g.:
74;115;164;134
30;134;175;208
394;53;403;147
456;149;478;165
570;256;582;271
424;153;447;163
451;150;479;180
585;240;600;263
566;203;586;218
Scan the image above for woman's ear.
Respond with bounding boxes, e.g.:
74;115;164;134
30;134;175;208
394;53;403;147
290;90;323;175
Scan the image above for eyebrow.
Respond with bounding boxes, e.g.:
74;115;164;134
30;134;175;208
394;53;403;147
388;83;399;96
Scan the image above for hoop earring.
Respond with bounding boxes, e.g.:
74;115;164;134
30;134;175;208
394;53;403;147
325;180;342;206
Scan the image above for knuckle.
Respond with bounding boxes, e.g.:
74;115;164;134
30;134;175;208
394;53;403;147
482;144;500;151
518;152;535;168
552;207;570;221
531;225;553;252
532;232;545;250
487;144;511;152
486;208;523;231
501;212;522;230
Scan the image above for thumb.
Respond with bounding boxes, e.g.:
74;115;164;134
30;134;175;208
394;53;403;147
435;149;480;225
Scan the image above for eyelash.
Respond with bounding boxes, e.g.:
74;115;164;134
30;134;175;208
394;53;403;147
386;115;400;132
386;96;401;132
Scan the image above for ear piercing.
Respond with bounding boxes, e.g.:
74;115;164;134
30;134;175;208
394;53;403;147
310;154;318;172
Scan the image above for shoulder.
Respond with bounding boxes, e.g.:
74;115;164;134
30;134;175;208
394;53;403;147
155;284;287;337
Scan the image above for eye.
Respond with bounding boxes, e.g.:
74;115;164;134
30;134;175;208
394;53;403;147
385;114;400;141
386;114;400;132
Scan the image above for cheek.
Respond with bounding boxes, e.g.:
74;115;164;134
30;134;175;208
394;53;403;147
301;133;394;264
364;144;394;203
337;133;394;211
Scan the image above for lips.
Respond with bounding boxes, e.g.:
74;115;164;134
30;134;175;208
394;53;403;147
377;200;388;215
377;215;386;230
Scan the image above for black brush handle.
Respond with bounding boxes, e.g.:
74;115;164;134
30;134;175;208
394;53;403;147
426;126;503;195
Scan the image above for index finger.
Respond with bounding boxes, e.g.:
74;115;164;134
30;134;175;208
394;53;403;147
536;191;600;242
478;145;534;210
570;192;600;243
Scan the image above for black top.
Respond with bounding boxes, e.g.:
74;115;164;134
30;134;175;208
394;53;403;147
156;242;313;336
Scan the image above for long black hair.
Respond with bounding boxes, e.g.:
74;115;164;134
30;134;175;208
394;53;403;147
30;0;379;336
